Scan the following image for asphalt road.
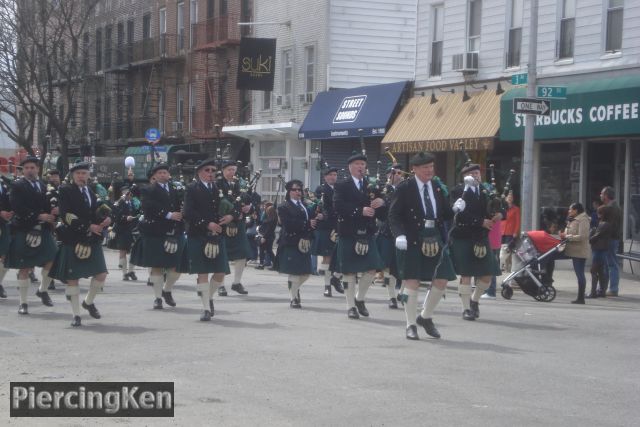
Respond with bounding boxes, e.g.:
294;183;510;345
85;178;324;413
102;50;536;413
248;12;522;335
1;249;639;426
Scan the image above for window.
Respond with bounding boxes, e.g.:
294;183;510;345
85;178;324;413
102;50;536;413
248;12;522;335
116;22;124;65
158;89;165;133
159;8;167;54
104;25;112;69
207;0;214;18
605;0;623;52
95;97;101;133
259;141;286;200
177;86;184;124
468;0;482;52
177;2;185;50
263;91;271;110
126;19;134;62
190;0;197;48
304;45;315;99
430;4;444;76
558;0;575;59
116;90;123;138
282;49;293;108
220;0;228;15
95;28;102;71
103;96;111;140
507;0;523;67
189;83;195;132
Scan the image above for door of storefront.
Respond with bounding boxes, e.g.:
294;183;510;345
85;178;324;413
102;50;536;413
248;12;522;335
586;142;618;207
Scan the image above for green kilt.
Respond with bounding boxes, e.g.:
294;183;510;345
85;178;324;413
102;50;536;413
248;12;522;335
376;234;395;269
225;221;251;261
49;242;107;281
333;235;383;274
273;244;312;275
396;228;457;281
0;223;11;257
311;229;335;256
107;230;134;251
450;236;501;277
5;229;57;269
178;235;231;275
130;234;186;268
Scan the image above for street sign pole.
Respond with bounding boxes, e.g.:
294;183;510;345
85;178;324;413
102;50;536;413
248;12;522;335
522;0;538;232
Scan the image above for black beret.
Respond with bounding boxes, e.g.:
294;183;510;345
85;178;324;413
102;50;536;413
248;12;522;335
347;152;367;164
221;160;237;169
69;162;91;173
46;169;60;175
460;163;481;175
324;167;339;175
20;156;40;167
148;163;170;178
196;158;217;171
409;152;435;167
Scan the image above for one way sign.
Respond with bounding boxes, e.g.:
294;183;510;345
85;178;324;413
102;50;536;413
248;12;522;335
512;97;551;116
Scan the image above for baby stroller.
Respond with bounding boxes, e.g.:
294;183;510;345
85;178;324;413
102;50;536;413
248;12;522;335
500;231;567;302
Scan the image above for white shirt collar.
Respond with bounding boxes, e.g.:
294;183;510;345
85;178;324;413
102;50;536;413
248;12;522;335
351;175;363;188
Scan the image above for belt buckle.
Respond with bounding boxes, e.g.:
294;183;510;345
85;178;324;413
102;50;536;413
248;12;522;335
424;220;435;229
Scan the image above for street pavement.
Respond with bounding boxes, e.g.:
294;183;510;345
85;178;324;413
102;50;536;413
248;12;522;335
1;249;639;426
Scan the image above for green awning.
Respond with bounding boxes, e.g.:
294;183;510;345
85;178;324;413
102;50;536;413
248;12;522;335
500;75;640;141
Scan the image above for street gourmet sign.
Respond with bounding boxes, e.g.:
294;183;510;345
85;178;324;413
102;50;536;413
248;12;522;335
236;37;276;91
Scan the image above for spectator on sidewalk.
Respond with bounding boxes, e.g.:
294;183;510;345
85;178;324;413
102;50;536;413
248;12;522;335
600;187;622;296
588;205;613;298
499;191;521;273
256;204;277;270
559;203;591;304
590;199;603;230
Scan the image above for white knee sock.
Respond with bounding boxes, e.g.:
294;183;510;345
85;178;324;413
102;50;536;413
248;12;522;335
150;274;163;299
120;256;127;275
209;277;223;301
320;263;331;287
163;270;180;292
0;260;7;284
39;267;50;292
356;272;375;301
197;282;210;311
85;278;103;305
472;280;491;302
233;259;246;284
387;273;398;299
458;282;472;310
18;278;29;305
421;286;445;319
288;275;302;300
344;274;356;309
403;288;418;327
66;285;80;316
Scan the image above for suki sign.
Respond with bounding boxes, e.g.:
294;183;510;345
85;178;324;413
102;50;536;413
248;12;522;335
333;95;367;124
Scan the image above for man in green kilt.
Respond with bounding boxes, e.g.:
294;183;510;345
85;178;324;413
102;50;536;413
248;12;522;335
450;164;503;321
0;177;13;299
49;162;111;327
108;186;140;281
389;152;466;340
130;164;185;310
215;161;250;296
274;180;319;308
6;156;58;314
180;159;233;321
312;167;343;297
333;153;385;319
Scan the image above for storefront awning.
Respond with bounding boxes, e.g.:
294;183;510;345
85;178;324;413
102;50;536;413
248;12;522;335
223;122;300;140
500;75;640;141
382;90;502;153
298;81;409;140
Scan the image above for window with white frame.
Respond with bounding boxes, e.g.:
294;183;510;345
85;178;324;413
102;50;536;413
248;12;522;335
507;0;523;67
159;8;167;54
190;0;198;48
263;91;271;110
467;0;482;52
177;2;185;50
558;0;575;59
605;0;623;52
304;45;315;102
430;4;444;77
259;141;286;199
282;49;293;108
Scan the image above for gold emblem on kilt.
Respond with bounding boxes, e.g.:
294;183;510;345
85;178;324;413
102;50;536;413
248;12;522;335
74;242;92;259
203;235;220;259
25;225;42;248
164;236;179;254
329;230;338;243
473;242;487;258
225;223;239;237
297;238;311;254
421;236;440;258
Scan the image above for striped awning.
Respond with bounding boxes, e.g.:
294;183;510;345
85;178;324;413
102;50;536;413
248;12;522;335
382;90;503;153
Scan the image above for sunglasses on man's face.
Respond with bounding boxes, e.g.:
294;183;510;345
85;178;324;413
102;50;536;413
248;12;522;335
202;168;216;173
290;188;302;192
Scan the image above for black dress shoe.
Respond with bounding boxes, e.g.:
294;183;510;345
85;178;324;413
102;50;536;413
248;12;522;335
48;280;55;290
416;315;441;338
571;299;585;304
406;325;419;340
324;285;332;297
153;298;163;310
231;283;248;295
209;300;215;316
123;274;130;281
18;303;28;315
218;285;228;297
585;293;598;299
146;279;153;287
388;298;398;309
200;310;212;321
255;265;264;270
290;297;301;309
355;300;369;317
36;290;54;307
331;276;344;294
162;291;176;307
82;301;101;319
470;300;480;319
71;315;81;327
463;309;475;321
129;272;138;281
0;284;6;298
347;307;360;319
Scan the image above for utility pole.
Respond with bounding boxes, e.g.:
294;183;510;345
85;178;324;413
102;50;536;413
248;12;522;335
521;0;538;231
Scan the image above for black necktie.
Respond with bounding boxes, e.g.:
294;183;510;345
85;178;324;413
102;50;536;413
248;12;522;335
423;184;435;220
32;181;40;193
83;188;91;207
207;183;213;192
358;180;363;192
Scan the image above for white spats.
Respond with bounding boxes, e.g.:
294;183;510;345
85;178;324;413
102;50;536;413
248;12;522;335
288;275;302;300
458;282;472;311
403;288;418;327
17;278;29;305
65;285;81;316
421;286;445;319
197;282;210;310
150;275;163;299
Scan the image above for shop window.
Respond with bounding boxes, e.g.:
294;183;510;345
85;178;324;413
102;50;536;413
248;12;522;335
605;0;623;52
539;143;580;231
628;143;640;240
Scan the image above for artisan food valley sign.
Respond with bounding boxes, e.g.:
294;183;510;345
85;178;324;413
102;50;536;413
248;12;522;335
384;138;494;154
500;80;640;141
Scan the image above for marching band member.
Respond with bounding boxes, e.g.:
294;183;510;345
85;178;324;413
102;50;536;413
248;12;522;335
109;185;140;281
333;153;384;319
6;156;58;314
49;162;111;327
274;180;318;308
0;175;13;299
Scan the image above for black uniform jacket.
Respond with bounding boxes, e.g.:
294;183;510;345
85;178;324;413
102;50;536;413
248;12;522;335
57;183;103;245
277;199;316;246
0;181;11;225
138;181;184;237
389;177;453;246
112;198;139;234
215;178;244;222
451;183;503;239
10;177;52;231
183;180;222;237
376;184;397;238
333;176;382;237
314;183;337;231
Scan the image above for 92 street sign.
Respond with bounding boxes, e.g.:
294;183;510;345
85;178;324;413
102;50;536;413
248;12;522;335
536;86;567;99
512;97;551;116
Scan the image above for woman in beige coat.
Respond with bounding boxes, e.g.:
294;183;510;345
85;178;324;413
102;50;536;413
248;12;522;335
560;203;591;304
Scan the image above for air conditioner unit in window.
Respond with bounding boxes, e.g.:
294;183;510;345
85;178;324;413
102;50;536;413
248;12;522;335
275;95;283;106
452;52;479;74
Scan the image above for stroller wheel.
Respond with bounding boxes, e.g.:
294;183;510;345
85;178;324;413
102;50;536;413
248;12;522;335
543;286;556;302
501;286;513;300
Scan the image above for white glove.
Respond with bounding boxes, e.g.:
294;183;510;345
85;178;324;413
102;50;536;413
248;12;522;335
463;175;477;192
395;235;407;251
453;198;466;213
